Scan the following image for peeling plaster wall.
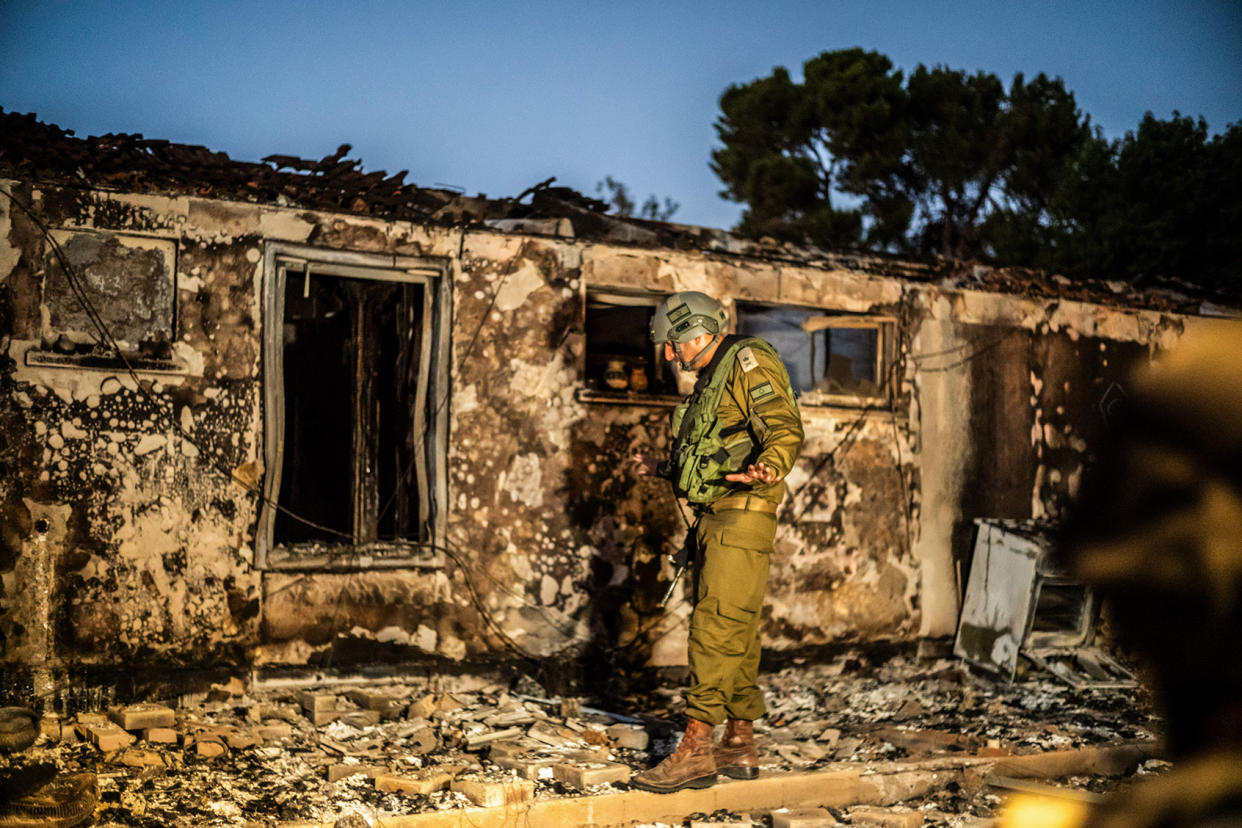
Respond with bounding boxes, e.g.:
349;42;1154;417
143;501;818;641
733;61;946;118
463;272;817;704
0;177;1218;679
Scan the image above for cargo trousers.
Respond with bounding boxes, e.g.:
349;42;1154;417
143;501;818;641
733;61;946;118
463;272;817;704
684;505;777;725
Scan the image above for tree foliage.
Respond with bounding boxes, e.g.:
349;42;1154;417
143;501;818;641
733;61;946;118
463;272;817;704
712;48;1241;292
596;176;680;221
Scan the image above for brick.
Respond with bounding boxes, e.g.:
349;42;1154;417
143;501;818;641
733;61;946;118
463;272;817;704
110;703;175;731
375;771;451;795
195;739;227;758
552;761;631;790
770;808;840;828
848;806;924;828
450;776;535;808
87;723;135;753
142;727;178;744
257;722;294;742
606;724;649;751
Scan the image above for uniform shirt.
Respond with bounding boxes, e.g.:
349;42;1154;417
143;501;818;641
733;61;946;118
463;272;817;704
693;334;804;504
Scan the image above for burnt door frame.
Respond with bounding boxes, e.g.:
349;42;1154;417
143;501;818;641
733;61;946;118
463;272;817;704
257;242;450;570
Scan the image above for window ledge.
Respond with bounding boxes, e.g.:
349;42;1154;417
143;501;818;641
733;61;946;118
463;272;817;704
575;388;683;407
25;348;186;375
798;391;890;410
263;541;445;571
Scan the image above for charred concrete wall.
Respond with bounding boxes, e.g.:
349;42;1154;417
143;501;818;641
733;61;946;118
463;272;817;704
0;178;1209;680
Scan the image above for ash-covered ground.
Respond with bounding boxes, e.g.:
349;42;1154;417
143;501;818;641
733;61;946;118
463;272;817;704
0;647;1163;827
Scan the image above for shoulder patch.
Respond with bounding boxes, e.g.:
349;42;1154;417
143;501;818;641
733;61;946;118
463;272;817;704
749;381;775;402
737;346;759;373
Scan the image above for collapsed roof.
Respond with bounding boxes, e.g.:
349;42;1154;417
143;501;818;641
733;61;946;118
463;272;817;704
1;108;1233;316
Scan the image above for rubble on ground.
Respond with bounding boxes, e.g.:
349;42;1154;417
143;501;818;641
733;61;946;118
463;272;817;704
0;649;1162;827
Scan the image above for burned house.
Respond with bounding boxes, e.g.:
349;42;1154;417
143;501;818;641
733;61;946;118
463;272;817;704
0;112;1229;699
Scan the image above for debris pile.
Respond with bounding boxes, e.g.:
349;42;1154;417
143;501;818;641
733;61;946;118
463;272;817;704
0;650;1161;827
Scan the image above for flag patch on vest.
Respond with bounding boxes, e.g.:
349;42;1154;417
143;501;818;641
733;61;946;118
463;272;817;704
737;346;759;372
749;381;775;402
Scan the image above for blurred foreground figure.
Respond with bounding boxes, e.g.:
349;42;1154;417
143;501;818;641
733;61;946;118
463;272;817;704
1007;320;1242;827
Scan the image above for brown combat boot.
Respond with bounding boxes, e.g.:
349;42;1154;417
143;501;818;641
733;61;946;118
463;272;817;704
631;717;717;793
714;718;759;779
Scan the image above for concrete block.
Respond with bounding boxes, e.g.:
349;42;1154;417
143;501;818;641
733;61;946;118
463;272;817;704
606;723;649;751
407;694;437;720
848;806;924;828
142;727;178;744
301;692;338;715
375;771;451;795
87;723;135;753
110;702;175;731
309;708;340;726
552;761;631;790
771;808;839;827
450;776;535;808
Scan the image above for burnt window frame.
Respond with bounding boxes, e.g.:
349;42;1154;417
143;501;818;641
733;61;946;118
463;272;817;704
734;301;896;409
256;243;450;571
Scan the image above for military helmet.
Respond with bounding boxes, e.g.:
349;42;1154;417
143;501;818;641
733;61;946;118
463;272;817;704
649;291;727;345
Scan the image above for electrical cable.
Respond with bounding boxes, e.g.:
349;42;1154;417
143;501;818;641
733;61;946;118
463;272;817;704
3;189;550;669
0;187;352;541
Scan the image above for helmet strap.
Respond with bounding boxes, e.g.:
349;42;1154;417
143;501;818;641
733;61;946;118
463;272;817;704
675;333;722;371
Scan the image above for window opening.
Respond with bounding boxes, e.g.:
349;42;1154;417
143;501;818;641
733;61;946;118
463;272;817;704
736;302;890;406
260;249;447;570
583;291;680;399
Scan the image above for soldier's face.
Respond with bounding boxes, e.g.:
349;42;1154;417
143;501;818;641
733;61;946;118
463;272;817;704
665;333;715;368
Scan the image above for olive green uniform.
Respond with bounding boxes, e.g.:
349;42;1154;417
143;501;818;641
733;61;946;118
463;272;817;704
665;335;803;725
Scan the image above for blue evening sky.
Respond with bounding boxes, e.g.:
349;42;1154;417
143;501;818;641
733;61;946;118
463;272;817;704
2;1;1239;230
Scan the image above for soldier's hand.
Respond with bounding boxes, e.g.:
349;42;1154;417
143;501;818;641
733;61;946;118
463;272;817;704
631;452;661;477
725;461;780;485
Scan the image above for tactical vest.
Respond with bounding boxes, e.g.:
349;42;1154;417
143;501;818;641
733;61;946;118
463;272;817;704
665;337;794;504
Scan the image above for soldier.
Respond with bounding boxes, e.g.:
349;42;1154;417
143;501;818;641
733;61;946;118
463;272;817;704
630;290;804;793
